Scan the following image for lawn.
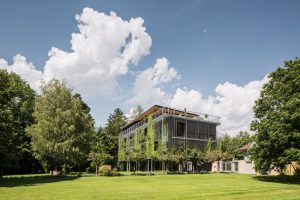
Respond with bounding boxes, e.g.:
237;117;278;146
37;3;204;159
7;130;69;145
0;174;299;200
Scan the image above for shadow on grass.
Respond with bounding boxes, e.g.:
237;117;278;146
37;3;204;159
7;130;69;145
0;175;79;187
253;175;300;185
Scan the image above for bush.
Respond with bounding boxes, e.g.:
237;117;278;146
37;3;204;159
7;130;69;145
86;166;94;173
153;171;167;175
131;171;154;176
69;172;82;176
166;171;186;175
99;165;112;176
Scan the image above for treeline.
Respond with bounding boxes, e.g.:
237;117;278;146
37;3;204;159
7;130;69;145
0;69;126;177
0;69;252;176
1;57;299;176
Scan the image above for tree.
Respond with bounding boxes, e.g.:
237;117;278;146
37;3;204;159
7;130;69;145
89;127;113;175
217;134;234;158
27;79;94;174
231;131;253;159
103;108;126;167
129;105;144;120
73;93;90;113
188;148;205;173
0;70;38;177
251;58;300;173
205;138;223;163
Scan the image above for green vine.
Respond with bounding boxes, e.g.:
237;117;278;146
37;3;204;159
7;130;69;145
118;135;125;161
134;130;141;152
162;123;168;147
146;115;155;158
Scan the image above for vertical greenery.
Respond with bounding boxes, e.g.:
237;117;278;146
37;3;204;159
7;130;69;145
162;123;168;146
134;130;141;152
146;115;155;158
118;135;125;162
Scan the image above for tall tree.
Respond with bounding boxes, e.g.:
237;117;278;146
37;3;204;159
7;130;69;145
251;58;300;173
27;79;94;173
89;127;113;175
104;108;126;167
0;70;38;177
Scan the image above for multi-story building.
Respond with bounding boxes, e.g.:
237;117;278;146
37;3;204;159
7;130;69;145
119;105;221;171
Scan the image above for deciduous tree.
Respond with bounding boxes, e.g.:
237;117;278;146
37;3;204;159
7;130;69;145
251;58;300;173
27;79;94;173
0;70;38;177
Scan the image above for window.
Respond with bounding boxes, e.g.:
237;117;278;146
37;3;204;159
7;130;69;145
234;162;238;172
154;141;159;151
176;121;185;137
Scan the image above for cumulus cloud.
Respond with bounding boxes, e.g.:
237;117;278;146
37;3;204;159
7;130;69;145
0;7;269;136
169;76;269;136
126;56;269;136
126;57;180;107
0;54;42;91
43;8;152;96
0;8;152;97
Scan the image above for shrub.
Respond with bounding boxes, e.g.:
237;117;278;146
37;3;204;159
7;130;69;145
99;165;112;176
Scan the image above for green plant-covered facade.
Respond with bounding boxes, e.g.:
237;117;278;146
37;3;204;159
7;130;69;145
118;105;220;171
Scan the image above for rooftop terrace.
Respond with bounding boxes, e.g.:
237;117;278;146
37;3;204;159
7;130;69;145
122;105;221;136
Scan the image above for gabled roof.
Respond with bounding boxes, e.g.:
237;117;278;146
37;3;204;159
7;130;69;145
239;142;255;152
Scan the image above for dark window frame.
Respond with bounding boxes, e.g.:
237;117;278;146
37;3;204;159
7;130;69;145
176;120;185;137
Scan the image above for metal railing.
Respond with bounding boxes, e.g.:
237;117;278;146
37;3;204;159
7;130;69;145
121;106;221;137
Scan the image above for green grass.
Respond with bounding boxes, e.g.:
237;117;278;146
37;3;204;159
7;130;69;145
0;174;299;200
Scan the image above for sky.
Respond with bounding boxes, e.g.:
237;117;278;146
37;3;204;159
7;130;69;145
1;0;300;136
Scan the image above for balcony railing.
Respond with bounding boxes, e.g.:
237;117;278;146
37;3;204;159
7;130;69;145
121;106;221;137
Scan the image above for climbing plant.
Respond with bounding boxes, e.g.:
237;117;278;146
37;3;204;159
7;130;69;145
146;115;155;158
162;123;168;147
134;130;141;152
118;136;125;161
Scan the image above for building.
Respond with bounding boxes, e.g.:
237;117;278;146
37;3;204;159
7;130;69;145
211;142;256;174
119;105;221;171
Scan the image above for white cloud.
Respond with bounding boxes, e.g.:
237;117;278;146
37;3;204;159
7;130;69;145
126;57;179;108
169;76;269;136
43;7;152;96
0;7;269;136
0;54;42;91
126;55;269;136
0;8;152;98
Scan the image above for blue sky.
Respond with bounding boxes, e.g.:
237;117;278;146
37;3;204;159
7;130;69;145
1;0;300;135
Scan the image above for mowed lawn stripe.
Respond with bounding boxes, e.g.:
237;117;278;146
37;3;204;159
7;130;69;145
0;174;299;200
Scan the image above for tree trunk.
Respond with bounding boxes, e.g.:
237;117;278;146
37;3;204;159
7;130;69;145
192;163;194;174
1;166;3;178
151;159;153;172
96;164;98;176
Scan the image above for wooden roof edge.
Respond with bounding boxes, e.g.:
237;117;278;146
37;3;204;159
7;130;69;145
122;104;220;130
122;105;163;129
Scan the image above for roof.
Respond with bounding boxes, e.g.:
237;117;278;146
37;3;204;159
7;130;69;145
122;105;200;130
124;105;163;129
239;142;255;152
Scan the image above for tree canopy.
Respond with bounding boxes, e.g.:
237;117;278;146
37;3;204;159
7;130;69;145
251;58;300;173
27;79;95;173
0;69;37;176
90;108;126;169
